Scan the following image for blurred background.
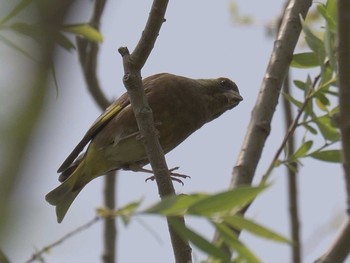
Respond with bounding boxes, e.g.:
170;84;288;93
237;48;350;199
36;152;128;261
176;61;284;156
0;0;347;262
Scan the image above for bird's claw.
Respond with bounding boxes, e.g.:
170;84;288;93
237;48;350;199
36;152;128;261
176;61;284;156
145;167;190;185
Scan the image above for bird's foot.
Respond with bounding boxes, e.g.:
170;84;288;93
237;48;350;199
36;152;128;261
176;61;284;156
145;167;190;185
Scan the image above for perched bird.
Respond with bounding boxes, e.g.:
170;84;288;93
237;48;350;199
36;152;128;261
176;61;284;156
46;73;243;223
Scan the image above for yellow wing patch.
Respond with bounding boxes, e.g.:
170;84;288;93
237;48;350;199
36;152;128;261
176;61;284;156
57;101;126;173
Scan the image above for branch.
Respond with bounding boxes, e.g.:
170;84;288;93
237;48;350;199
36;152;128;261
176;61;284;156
314;219;350;263
102;171;117;263
230;0;312;188
118;1;192;262
274;3;302;260
25;218;100;263
282;74;302;263
76;1;117;263
313;0;350;261
338;0;350;213
76;0;110;109
211;2;312;256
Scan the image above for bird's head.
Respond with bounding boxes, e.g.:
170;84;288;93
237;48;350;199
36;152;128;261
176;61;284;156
197;77;243;121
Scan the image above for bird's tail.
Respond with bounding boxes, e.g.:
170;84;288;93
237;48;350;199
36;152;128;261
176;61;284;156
45;161;88;223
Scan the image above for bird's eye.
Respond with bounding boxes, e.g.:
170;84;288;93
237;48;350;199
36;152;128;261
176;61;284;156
218;78;239;92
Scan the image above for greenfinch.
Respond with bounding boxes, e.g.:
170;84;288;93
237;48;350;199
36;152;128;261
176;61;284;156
46;73;243;223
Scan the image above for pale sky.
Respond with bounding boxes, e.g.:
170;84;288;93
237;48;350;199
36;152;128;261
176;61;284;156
2;0;348;262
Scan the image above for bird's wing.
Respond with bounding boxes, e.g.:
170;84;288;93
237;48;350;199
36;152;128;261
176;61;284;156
57;73;167;173
57;93;130;173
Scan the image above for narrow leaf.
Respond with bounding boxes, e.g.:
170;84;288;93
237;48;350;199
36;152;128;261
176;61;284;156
314;115;340;141
214;223;261;263
61;24;103;42
300;16;325;57
187;186;267;216
169;218;230;262
315;93;330;111
56;32;76;51
293;80;307;91
223;215;291;243
144;194;208;216
310;150;341;163
282;92;303;109
0;34;36;61
289;141;313;161
302;123;318;135
0;0;33;25
291;52;319;68
317;4;336;32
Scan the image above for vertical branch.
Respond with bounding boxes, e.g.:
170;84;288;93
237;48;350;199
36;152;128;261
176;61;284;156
211;1;311;257
338;0;350;213
102;171;117;263
314;0;350;261
230;0;312;188
118;1;192;262
77;0;110;109
76;1;118;263
282;74;301;263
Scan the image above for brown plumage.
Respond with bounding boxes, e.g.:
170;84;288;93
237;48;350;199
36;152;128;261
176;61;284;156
45;73;243;223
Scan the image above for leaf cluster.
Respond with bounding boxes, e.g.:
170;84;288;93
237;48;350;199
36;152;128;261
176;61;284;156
99;185;290;263
282;0;340;170
0;0;102;58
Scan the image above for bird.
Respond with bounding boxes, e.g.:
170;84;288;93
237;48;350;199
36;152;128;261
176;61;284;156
45;73;243;223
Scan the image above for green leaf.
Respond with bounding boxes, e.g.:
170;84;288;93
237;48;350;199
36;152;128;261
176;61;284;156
55;32;76;51
169;218;230;262
285;162;299;174
223;215;291;244
310;149;341;163
97;200;141;223
61;24;103;42
302;123;318;135
0;34;37;61
314;77;337;97
187;186;267;216
315;93;330;111
293;80;307;91
300;16;325;60
214;223;261;263
317;4;336;32
303;76;314;119
0;0;33;25
283;92;303;109
289;141;313;161
314;115;340;141
319;64;334;92
323;22;336;71
10;22;45;41
291;52;320;68
326;0;337;28
144;194;208;216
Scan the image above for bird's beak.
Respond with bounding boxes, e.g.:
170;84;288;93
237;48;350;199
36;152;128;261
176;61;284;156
227;91;243;108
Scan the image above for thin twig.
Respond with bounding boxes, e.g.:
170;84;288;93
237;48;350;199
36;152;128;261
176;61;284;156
117;0;192;262
25;217;100;263
76;1;117;263
261;74;320;184
313;0;350;261
274;2;302;260
282;74;302;263
76;1;110;109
